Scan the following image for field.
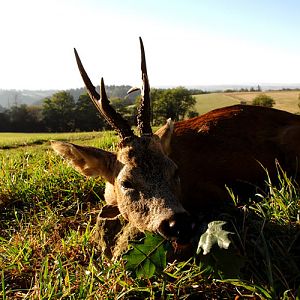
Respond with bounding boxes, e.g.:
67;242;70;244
195;90;300;115
0;132;112;149
1;131;299;299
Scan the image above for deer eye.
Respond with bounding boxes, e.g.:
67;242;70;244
121;180;134;190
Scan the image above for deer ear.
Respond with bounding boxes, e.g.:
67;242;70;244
51;141;117;183
154;118;174;155
99;204;120;219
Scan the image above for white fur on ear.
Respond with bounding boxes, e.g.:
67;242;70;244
154;118;174;156
166;118;174;132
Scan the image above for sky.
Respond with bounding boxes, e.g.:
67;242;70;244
0;0;300;90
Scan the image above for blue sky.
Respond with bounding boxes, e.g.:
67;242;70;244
0;0;300;89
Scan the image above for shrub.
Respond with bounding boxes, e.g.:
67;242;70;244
252;94;275;108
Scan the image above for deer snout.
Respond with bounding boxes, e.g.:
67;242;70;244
158;212;196;244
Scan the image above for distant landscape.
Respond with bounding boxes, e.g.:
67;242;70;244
1;85;300;133
0;89;57;108
0;85;135;109
1;84;300;109
195;89;300;115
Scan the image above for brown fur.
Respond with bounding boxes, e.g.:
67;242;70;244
165;105;300;212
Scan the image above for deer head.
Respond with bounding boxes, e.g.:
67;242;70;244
51;38;196;244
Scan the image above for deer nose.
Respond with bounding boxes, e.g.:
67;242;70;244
158;212;196;244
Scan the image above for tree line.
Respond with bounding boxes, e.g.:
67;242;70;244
0;87;197;132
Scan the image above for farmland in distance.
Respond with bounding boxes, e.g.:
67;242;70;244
195;90;300;115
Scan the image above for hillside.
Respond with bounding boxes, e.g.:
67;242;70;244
0;85;136;108
195;90;300;115
0;89;58;107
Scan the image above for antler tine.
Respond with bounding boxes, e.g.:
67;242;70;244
137;37;153;136
74;48;134;141
74;48;100;105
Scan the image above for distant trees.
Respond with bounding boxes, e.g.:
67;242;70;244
0;87;198;132
0;104;43;132
74;94;105;131
0;109;10;131
9;104;42;132
42;92;75;132
151;87;198;125
110;97;137;126
252;94;275;108
249;85;262;92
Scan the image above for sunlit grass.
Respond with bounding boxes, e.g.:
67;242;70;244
0;133;299;299
220;162;300;299
0;131;118;149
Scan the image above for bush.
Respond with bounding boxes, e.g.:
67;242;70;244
252;94;275;108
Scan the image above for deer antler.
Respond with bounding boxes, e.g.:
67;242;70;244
137;37;153;136
74;48;134;141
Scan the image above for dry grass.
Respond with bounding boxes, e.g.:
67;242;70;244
195;90;300;115
194;93;240;115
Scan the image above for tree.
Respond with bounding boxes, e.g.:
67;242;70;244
151;87;197;125
8;104;42;132
187;110;199;118
0;110;10;131
42;91;75;132
74;94;106;131
110;97;137;126
252;94;275;108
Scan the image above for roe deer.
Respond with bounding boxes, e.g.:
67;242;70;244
51;38;300;246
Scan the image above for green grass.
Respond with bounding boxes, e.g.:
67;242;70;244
0;132;300;299
0;131;117;149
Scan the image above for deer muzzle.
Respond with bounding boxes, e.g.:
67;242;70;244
158;212;197;245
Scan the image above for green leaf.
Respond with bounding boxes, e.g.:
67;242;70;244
122;232;169;278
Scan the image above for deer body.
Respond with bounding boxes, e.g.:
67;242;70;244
164;104;300;213
51;38;300;245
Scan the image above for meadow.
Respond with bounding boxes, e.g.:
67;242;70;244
0;132;111;150
0;129;299;299
195;90;300;115
2;90;300;299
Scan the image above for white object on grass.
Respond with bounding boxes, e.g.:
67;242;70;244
197;221;232;255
